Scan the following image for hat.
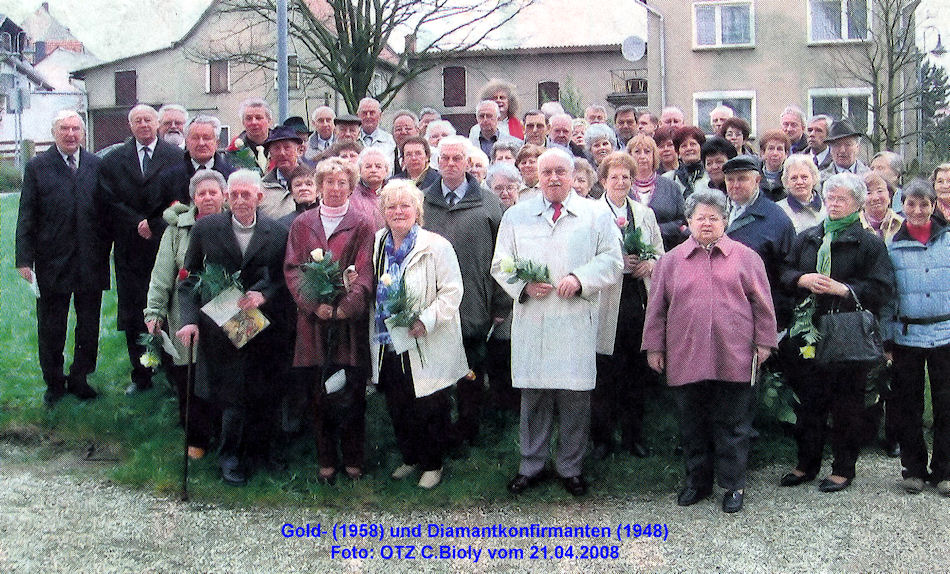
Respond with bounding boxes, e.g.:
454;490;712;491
823;119;863;143
334;113;361;125
723;154;761;173
262;125;303;153
282;116;312;135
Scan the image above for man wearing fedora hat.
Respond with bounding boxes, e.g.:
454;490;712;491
259;125;304;219
282;116;314;167
820;119;869;183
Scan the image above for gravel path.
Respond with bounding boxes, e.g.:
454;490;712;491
1;443;948;573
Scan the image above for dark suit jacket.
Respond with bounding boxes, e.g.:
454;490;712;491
648;175;688;251
178;211;290;402
392;167;440;191
15;147;110;294
159;151;235;206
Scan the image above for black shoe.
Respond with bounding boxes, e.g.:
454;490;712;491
818;476;852;493
591;443;611;460
507;471;547;494
66;377;98;400
43;388;66;408
722;490;744;513
628;442;651;458
677;486;712;506
562;475;588;497
780;471;816;487
221;462;247;486
125;381;153;396
884;440;901;458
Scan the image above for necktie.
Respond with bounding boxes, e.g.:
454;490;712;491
446;191;457;206
813;154;819;167
141;147;151;175
67;155;77;173
197;164;206;170
552;202;562;222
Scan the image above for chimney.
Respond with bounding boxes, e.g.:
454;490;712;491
405;33;416;54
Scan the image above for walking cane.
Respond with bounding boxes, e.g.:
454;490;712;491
181;332;195;502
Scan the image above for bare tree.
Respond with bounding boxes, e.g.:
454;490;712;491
191;0;532;113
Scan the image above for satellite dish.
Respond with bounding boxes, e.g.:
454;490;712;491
621;35;646;62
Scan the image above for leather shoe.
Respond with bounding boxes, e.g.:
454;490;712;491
66;377;98;400
125;381;152;396
507;471;547;494
221;463;247;486
44;385;66;407
561;475;588;497
884;441;901;458
780;471;816;487
628;442;651;458
722;490;744;513
677;486;712;506
818;476;852;492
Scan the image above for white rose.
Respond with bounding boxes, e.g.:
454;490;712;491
380;273;393;286
310;248;324;262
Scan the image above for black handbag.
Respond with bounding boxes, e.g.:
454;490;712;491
815;287;883;365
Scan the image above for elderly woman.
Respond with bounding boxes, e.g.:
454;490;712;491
777;155;826;233
663;126;706;199
572;158;597;198
593;152;665;459
467;148;490;184
487;161;522;210
720;116;755;156
372;179;468;489
585;123;616;199
931;163;950;222
350;146;391;229
758;129;790;202
571;118;589;149
642;189;777;513
491;140;520;165
283;158;375;482
627;134;688;250
884;179;950;496
861;172;903;244
472;79;523;139
323;140;363;167
425;120;456;169
654;126;679;175
277;165;319;229
515;143;544;202
144;170;227;459
693;136;737;195
779;173;895;493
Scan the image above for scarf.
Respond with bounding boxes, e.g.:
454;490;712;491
817;212;860;274
785;191;822;214
675;162;704;198
374;225;419;344
863;209;885;237
633;173;656;202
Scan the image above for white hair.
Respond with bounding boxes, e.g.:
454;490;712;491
425;120;456;138
227;169;262;190
358;97;381;112
238;98;272;121
540;101;565;119
438;135;470;158
477;100;500;118
158;104;189;123
538;147;575;172
186;114;222;138
781;105;806;125
357;145;393;175
51;109;85;133
128;104;158;123
710;105;734;118
310;105;335;123
822;172;867;207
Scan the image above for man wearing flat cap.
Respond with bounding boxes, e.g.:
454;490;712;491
259;125;303;219
819;119;869;183
724;155;796;326
334;113;362;144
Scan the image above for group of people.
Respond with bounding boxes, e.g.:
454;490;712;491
14;79;950;512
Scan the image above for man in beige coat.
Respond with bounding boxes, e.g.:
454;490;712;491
491;148;623;496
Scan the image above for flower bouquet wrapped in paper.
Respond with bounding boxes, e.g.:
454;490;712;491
620;220;659;260
498;256;551;284
381;273;425;365
299;248;344;304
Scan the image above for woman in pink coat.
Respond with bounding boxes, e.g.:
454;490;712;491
642;188;777;514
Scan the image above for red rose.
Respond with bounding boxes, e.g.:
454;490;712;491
178;268;189;281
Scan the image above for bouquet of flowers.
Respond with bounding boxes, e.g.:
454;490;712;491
381;273;425;366
190;263;243;302
617;216;659;260
498;256;551;284
225;137;260;171
299;248;343;305
790;295;821;359
137;332;163;372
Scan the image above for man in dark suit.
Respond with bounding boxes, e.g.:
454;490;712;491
176;169;290;486
99;104;183;395
16;110;110;406
160;114;235;206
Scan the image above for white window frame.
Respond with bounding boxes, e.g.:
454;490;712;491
205;59;230;94
693;90;757;136
807;0;871;45
807;87;873;135
692;1;755;50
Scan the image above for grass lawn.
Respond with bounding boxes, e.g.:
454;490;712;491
1;191;803;509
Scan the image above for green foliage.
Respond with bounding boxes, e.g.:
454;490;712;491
191;263;243;301
382;275;420;328
759;369;798;425
622;224;659;259
0;160;23;192
559;75;584;119
499;256;551;284
299;251;343;304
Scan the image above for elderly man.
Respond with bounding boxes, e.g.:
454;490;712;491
16;110;109;406
724;155;796;326
522;110;548;147
820;119;870;183
421;135;506;447
492;148;623;496
226;98;272;174
157;104;188;148
160;114;236;206
614;105;638;147
334;113;361;144
418;107;441;137
393;135;439;189
258;125;303;219
805;115;834;170
661;106;685;128
391;109;419;170
470;100;523;158
176;170;290;486
357;97;396;160
781;105;809;154
638;111;658;137
870;150;905;210
305;106;335;161
546;113;573;151
584;105;608;125
709;105;734;136
99;104;183;395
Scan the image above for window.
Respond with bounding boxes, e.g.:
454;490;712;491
538;81;559;106
810;0;869;42
114;70;137;106
443;66;466;108
207;59;230;94
694;1;754;48
809;88;871;134
693;91;755;135
218;125;230;150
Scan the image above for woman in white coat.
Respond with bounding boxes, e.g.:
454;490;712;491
371;179;468;489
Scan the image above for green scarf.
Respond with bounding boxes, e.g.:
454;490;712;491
816;211;860;274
